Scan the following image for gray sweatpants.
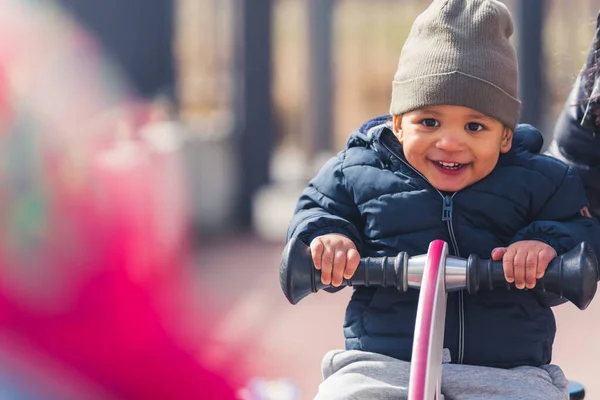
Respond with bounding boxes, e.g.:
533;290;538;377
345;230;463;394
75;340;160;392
315;350;569;400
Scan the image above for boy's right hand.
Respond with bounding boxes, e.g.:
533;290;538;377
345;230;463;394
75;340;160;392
310;234;360;287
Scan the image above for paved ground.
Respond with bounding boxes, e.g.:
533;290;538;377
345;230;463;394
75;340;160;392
195;234;600;400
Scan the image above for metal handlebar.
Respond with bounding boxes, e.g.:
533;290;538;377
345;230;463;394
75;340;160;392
279;238;599;310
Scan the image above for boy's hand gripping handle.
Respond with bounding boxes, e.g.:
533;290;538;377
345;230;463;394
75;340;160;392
466;242;598;310
280;238;598;310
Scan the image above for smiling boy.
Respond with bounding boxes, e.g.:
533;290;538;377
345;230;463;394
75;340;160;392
286;1;600;399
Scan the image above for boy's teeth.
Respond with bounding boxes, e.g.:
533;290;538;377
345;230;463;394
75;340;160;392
437;161;463;169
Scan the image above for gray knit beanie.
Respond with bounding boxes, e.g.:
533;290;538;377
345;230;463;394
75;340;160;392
390;0;521;129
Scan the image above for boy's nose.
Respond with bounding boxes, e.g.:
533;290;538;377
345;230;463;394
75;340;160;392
435;131;464;152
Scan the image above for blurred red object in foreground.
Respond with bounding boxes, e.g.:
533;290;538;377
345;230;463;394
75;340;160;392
0;1;250;397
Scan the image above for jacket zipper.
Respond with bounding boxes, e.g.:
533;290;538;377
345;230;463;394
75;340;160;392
380;139;465;364
442;194;464;364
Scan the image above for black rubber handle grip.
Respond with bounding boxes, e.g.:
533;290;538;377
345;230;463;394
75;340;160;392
279;237;410;305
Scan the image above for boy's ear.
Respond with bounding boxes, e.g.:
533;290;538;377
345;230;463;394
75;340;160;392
500;127;513;153
392;115;403;143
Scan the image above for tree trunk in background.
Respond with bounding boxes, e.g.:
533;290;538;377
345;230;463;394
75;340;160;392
57;0;175;100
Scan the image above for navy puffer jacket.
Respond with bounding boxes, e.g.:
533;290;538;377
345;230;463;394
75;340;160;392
287;116;600;369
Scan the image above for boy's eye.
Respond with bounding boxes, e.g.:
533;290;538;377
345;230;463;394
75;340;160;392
421;118;439;128
466;122;484;132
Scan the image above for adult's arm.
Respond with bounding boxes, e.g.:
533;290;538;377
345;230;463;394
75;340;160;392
547;12;600;218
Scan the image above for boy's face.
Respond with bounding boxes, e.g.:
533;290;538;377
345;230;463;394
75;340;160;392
393;105;512;192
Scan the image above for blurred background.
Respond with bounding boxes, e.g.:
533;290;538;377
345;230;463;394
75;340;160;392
1;0;600;399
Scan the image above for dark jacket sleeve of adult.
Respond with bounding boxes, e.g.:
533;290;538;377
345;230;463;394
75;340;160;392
511;166;600;306
548;11;600;218
286;152;363;251
512;166;600;255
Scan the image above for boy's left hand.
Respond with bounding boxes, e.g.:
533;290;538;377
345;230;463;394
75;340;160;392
491;241;557;290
